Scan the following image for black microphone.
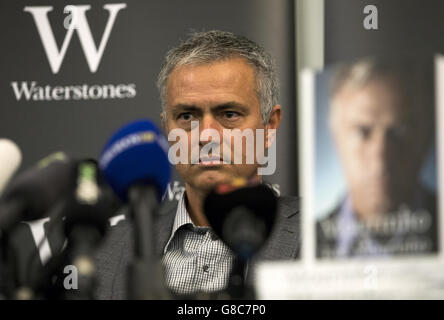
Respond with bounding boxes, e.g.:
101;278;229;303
0;152;76;298
21;159;121;300
99;120;171;299
204;178;278;299
64;159;117;242
0;152;76;232
204;179;277;259
61;159;116;299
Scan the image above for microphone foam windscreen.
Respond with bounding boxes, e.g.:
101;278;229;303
1;152;76;221
99;119;171;202
204;183;277;257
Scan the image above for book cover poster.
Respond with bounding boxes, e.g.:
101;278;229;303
310;58;439;260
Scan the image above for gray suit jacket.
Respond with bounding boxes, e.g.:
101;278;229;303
93;196;300;299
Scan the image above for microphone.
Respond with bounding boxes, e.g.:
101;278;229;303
204;178;277;259
0;139;22;196
100;119;170;202
0;152;76;232
99;119;171;299
21;159;121;300
48;159;116;299
64;159;117;241
204;178;278;299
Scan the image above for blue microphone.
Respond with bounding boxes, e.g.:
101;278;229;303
99;119;171;202
99;119;172;299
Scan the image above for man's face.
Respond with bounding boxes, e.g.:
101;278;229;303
331;79;429;220
163;58;276;192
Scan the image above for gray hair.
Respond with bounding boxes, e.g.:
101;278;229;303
330;57;434;107
157;30;279;124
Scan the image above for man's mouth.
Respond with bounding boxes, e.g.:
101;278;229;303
198;155;228;166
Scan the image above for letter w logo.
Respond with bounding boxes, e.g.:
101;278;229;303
24;4;127;74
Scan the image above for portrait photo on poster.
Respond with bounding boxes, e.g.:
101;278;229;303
311;57;439;260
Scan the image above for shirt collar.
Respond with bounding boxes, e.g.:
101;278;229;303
163;191;193;254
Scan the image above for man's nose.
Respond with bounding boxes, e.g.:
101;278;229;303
370;132;391;173
199;114;222;143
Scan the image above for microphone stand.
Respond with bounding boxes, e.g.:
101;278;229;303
127;185;170;299
218;206;264;300
61;160;109;300
58;224;101;300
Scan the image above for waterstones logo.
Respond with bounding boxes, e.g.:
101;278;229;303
24;3;127;74
12;4;136;102
11;81;136;101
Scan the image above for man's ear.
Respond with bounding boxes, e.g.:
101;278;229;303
265;105;282;149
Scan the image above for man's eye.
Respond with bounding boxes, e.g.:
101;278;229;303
357;126;371;140
224;111;240;119
178;113;193;121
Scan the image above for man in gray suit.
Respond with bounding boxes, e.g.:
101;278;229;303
94;30;300;299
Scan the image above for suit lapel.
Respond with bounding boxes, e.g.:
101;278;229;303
153;200;178;256
93;218;132;299
255;196;301;260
